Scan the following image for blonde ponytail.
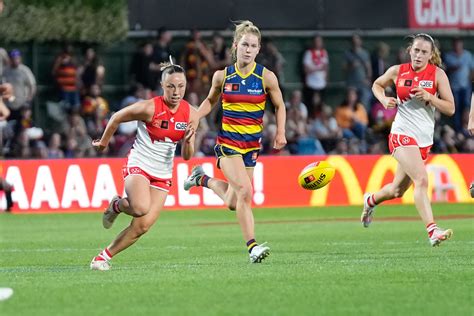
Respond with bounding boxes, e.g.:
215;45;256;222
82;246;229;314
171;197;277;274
231;20;261;62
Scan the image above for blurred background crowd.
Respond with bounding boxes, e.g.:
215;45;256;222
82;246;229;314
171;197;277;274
1;27;473;159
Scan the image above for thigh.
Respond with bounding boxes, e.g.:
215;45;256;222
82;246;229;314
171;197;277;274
393;146;426;181
219;156;253;191
124;175;151;208
130;188;167;229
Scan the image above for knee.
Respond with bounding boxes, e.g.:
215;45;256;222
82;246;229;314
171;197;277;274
133;222;152;236
412;174;429;189
129;201;149;217
235;185;252;204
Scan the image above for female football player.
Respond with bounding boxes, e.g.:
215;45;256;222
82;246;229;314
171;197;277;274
361;33;455;246
90;60;197;270
184;20;287;263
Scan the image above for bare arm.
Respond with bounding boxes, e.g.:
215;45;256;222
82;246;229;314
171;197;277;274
0;99;10;121
93;99;154;151
181;106;197;160
196;70;224;120
372;65;399;109
264;69;287;150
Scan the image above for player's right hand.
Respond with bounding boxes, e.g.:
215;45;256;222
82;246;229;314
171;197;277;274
383;97;398;109
92;139;107;152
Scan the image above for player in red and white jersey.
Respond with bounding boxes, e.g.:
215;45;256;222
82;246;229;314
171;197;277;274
361;33;455;246
90;61;197;270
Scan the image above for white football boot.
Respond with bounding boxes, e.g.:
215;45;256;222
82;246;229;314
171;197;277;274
184;165;205;191
429;228;453;247
90;255;111;271
361;193;376;228
103;195;121;229
249;242;270;263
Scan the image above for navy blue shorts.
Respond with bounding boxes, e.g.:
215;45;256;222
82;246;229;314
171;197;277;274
214;144;260;168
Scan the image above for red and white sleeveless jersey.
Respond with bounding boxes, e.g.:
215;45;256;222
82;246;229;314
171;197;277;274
392;63;437;147
127;96;190;179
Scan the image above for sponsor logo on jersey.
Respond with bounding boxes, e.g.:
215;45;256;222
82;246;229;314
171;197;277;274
224;83;240;92
241;79;246;85
400;79;412;87
248;88;263;94
419;80;433;88
175;122;187;131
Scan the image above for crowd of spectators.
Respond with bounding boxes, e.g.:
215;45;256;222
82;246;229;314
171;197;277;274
0;31;473;160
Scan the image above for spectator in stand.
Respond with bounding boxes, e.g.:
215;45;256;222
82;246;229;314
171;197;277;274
370;87;397;136
129;42;155;93
208;32;232;73
0;81;12;157
285;95;307;154
396;46;410;64
66;112;95;158
302;35;329;112
81;84;109;139
180;29;212;98
444;37;474;132
3;49;36;120
343;34;372;109
285;90;308;121
308;105;342;152
78;47;105;94
151;27;174;91
52;44;80;111
0;47;8;79
119;83;149;110
256;38;286;83
47;133;64;159
371;42;390;83
335;87;368;139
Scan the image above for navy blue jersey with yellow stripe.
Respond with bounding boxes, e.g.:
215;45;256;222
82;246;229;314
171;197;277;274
218;63;267;153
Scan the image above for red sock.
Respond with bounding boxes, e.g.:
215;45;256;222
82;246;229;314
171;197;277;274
98;248;113;261
112;199;121;214
366;194;378;207
426;222;437;237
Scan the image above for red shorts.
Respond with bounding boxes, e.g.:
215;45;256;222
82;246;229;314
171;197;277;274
122;166;172;192
388;133;432;161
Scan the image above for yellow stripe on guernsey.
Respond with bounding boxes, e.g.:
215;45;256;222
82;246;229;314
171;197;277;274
221;123;262;134
222;101;266;112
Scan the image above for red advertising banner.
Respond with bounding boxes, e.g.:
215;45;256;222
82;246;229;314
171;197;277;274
408;0;474;29
1;154;473;212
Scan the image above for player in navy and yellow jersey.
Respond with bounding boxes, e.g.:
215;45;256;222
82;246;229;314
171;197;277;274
184;20;286;263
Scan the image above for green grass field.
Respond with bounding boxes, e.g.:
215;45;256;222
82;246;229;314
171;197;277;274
0;204;473;316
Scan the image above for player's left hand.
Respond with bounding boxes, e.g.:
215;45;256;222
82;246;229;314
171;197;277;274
184;126;195;143
273;131;287;150
411;86;432;103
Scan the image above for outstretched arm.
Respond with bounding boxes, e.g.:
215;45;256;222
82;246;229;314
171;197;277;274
92;99;154;151
264;69;287;150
